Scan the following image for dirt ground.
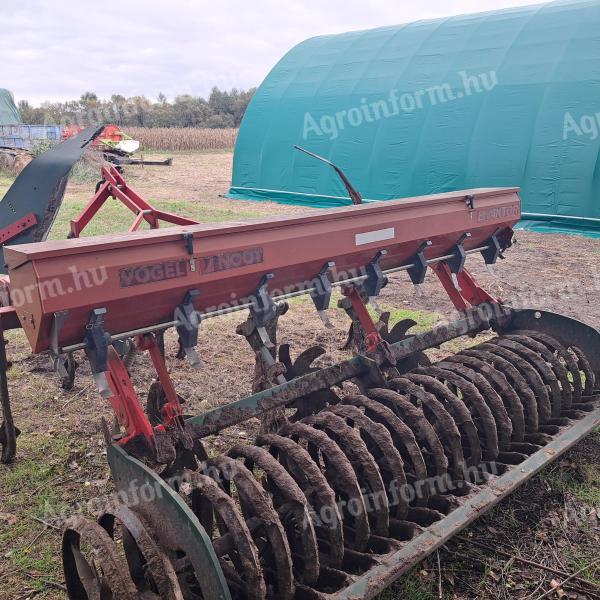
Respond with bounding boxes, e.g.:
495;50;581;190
0;152;598;599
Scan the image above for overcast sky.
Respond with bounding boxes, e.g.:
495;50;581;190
4;0;545;105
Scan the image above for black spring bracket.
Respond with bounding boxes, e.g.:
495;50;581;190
448;232;472;274
176;289;201;350
361;250;389;299
407;240;432;284
84;308;111;374
311;261;335;312
481;229;504;265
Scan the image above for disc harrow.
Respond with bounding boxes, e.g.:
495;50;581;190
61;326;599;600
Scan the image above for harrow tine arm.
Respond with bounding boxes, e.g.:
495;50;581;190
341;286;384;353
136;333;184;427
431;263;470;311
431;262;498;311
456;268;498;305
104;346;155;448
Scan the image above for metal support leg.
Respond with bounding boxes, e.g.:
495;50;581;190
0;317;17;463
105;346;155;449
137;333;184;427
340;286;399;376
237;303;289;393
340;285;384;353
432;263;498;311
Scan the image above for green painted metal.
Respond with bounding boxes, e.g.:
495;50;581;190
506;308;600;377
107;444;232;600
517;215;600;238
229;1;600;236
187;306;600;438
0;89;20;125
186;355;380;435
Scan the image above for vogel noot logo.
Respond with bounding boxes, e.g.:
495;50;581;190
563;111;600;141
302;70;498;140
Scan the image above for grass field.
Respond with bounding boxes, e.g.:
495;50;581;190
0;152;598;599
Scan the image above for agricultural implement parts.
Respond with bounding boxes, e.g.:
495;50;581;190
1;185;517;464
62;124;174;167
0;126;102;273
6;180;600;597
5;185;519;354
62;306;600;599
68;164;198;238
105;155;174;167
0;128;102;462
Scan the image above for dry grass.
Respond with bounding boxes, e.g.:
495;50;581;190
126;127;238;151
0;149;33;176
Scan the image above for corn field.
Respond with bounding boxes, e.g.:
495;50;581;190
126;127;238;151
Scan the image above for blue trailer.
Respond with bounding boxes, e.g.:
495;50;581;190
0;124;63;150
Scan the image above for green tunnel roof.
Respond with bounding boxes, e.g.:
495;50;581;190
229;0;600;235
0;89;21;125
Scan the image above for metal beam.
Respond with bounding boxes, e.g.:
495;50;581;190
187;355;382;437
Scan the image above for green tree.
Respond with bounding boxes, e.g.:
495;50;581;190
17;87;255;128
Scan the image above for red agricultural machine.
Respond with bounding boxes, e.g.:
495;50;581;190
0;135;599;599
63;124;173;166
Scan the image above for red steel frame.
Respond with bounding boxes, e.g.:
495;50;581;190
0;213;38;245
69;165;199;238
105;346;156;446
7;186;520;355
342;265;499;359
431;263;498;311
6;172;518;450
343;286;385;352
109;266;499;448
135;333;184;427
104;332;185;449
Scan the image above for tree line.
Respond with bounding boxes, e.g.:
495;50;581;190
17;87;255;128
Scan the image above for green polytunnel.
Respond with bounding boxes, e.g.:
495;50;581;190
228;0;600;236
0;89;21;125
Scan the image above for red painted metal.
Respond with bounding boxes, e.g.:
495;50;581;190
0;213;38;245
105;346;155;447
69;165;198;238
62;124;127;146
135;333;184;426
5;187;520;354
342;286;383;352
0;275;25;331
432;263;498;311
457;268;498;306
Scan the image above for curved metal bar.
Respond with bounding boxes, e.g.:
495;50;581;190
106;444;232;600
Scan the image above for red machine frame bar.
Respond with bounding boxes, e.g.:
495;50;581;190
69;165;198;238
